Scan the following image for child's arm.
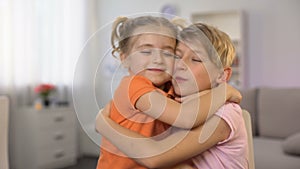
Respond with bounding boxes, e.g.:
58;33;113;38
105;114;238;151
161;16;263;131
136;82;241;129
161;163;196;169
96;106;230;168
162;158;196;169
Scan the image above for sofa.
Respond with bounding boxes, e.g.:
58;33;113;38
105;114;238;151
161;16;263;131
240;87;300;169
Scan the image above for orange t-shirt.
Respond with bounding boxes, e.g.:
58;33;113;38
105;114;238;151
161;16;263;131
97;75;172;169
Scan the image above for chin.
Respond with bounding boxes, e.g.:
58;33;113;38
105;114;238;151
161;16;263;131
152;80;168;88
174;87;193;97
151;77;171;87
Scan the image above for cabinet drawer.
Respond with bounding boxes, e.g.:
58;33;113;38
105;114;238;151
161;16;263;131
36;111;76;129
36;127;76;148
39;156;77;169
36;145;77;167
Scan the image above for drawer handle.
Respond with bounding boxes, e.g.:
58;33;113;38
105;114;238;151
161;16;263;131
54;151;65;159
54;116;64;122
54;133;65;140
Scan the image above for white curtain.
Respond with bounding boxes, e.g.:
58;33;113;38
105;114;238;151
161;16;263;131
0;0;87;106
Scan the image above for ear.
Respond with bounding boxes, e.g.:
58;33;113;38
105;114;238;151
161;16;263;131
216;67;232;84
119;52;126;61
120;52;130;68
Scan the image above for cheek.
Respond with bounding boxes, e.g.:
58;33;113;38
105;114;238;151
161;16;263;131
191;65;205;78
192;66;210;87
166;60;175;73
129;61;145;74
204;64;221;84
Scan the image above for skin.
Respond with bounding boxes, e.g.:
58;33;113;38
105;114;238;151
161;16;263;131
121;34;176;88
118;33;239;129
172;42;221;97
96;40;238;168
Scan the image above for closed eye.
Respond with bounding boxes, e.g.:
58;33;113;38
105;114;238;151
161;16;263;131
162;51;174;57
140;50;152;55
174;54;182;60
192;58;203;62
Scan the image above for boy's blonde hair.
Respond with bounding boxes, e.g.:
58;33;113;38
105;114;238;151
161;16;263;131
111;16;179;58
178;23;236;69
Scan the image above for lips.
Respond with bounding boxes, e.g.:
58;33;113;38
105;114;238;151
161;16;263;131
174;76;188;83
147;68;165;72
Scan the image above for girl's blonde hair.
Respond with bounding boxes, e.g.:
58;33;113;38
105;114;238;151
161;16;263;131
111;16;179;58
178;23;236;69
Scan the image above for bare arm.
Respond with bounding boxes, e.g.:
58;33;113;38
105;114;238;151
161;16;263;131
161;162;196;169
96;106;231;168
136;83;241;129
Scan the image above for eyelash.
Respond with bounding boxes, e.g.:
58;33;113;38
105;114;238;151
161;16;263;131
140;50;174;57
174;55;203;63
140;50;152;55
162;51;174;57
192;58;203;62
174;55;181;59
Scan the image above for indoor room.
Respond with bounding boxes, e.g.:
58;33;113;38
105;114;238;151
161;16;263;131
1;0;300;169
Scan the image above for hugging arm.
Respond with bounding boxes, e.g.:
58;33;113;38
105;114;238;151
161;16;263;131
96;106;231;168
136;83;240;129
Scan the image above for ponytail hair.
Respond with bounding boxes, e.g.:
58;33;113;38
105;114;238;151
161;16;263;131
171;17;188;30
111;16;128;58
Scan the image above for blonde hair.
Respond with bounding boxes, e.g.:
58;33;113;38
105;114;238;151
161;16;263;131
111;16;179;58
171;17;188;30
178;23;236;68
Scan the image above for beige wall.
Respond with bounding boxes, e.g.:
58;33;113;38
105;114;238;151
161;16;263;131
94;0;300;88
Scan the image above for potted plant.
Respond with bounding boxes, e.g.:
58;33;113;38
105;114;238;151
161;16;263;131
34;83;56;107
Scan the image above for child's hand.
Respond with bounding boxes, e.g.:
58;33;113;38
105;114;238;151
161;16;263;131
225;83;242;103
95;102;112;133
101;102;111;117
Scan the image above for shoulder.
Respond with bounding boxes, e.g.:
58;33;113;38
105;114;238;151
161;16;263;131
115;75;154;98
217;103;242;117
224;102;242;111
124;75;152;83
215;103;244;137
119;75;154;90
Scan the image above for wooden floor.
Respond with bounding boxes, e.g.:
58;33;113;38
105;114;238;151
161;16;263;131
60;156;98;169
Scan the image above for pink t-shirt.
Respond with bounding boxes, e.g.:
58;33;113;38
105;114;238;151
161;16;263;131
192;103;249;169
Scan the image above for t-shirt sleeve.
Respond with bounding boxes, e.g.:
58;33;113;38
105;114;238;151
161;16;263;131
128;76;157;107
215;103;243;144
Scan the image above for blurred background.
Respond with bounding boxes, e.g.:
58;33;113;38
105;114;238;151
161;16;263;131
1;0;299;169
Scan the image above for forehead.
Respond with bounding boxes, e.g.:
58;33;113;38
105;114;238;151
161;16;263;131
133;33;176;49
176;41;208;57
133;25;176;38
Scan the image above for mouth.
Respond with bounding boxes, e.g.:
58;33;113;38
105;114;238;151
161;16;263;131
147;68;165;72
174;76;188;83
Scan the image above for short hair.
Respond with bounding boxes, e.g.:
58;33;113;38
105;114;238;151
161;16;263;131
178;23;236;68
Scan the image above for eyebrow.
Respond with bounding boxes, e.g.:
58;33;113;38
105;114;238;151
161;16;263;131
136;44;153;49
164;45;175;51
193;49;209;58
175;48;183;53
193;49;205;55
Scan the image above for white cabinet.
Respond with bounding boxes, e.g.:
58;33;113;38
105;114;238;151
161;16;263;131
14;107;78;169
191;10;246;89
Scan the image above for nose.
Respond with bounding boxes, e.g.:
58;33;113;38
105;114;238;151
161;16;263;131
152;49;163;64
175;58;187;70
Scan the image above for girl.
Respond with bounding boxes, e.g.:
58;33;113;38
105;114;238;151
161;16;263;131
97;16;241;169
97;23;248;169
